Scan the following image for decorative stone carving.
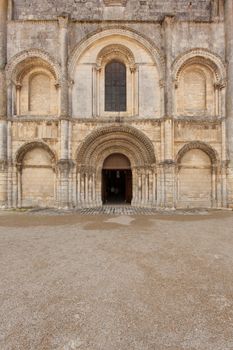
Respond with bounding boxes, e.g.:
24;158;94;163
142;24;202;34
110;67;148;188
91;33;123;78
103;0;127;6
76;125;156;166
96;44;135;68
6;49;62;84
57;14;69;29
172;48;226;83
57;159;74;176
15;141;57;165
68;27;165;80
176;141;219;165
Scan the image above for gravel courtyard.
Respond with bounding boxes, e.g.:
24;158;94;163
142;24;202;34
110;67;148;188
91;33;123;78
0;209;233;350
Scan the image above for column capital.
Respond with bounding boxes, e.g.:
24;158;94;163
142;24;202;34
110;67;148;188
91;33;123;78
57;159;75;175
214;80;227;90
159;160;176;167
0;160;7;170
162;15;175;27
57;13;70;29
59;115;71;121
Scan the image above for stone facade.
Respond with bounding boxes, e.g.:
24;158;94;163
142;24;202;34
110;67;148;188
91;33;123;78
0;0;233;209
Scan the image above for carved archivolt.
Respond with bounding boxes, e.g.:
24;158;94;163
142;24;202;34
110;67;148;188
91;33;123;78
17;64;56;85
6;49;62;84
96;44;135;69
76;125;156;168
15;141;57;165
176;141;219;165
172;48;226;84
68;27;165;79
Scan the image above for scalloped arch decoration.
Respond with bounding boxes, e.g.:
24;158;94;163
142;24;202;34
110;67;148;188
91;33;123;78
96;44;135;68
172;49;226;84
6;49;62;84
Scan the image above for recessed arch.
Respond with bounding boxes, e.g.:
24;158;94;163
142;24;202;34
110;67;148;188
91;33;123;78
96;44;136;69
176;141;219;165
16;141;56;165
172;48;226;85
173;50;226;118
68;27;165;79
76;125;157;208
76;125;156;167
6;49;61;84
176;141;219;209
6;51;60;116
15;141;57;208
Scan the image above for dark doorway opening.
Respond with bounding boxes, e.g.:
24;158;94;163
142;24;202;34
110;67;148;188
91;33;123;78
102;169;132;204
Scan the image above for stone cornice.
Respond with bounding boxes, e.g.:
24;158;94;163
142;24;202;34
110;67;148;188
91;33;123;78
174;116;224;124
7;17;220;25
103;0;127;6
7;116;225;126
8;116;59;122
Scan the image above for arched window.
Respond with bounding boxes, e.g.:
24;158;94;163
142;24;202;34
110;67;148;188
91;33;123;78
105;61;126;112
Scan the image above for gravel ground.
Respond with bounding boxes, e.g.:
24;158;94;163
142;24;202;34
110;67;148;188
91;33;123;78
0;210;233;350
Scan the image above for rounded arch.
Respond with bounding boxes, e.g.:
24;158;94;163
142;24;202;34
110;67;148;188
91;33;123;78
76;125;156;168
172;48;226;84
68;27;165;79
176;141;219;165
27;69;54;84
103;153;131;169
6;49;62;84
15;141;57;165
96;44;135;69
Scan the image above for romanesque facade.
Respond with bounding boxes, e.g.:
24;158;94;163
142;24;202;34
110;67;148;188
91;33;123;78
0;0;233;209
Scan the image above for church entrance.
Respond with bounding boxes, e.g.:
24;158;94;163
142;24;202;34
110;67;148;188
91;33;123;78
102;153;132;204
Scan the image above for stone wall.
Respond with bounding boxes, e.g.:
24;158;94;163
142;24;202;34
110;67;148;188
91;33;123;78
13;0;214;21
0;0;232;210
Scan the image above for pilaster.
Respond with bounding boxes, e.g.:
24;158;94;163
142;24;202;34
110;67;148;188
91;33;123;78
57;159;74;209
58;14;72;208
161;16;175;208
225;0;233;206
0;0;8;207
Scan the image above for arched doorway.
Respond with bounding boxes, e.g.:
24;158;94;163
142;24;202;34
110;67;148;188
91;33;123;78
102;153;132;204
76;125;156;208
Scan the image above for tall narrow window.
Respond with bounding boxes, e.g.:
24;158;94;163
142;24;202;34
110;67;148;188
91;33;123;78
105;61;126;112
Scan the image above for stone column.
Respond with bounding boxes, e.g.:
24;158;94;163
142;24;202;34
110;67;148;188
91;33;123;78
57;159;74;209
0;0;7;208
162;16;175;209
225;1;233;207
58;14;72;208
